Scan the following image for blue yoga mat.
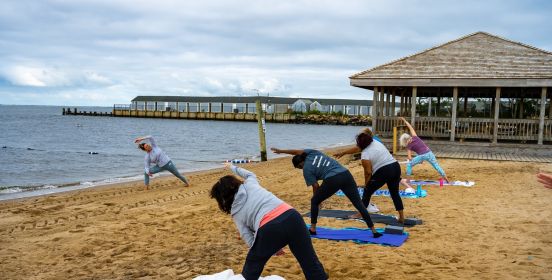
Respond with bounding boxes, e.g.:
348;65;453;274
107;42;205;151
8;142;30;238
336;188;427;198
308;226;408;247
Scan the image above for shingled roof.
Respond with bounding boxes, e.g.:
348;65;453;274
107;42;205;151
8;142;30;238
350;32;552;87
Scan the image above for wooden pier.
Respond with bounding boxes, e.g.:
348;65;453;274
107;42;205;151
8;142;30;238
62;108;112;117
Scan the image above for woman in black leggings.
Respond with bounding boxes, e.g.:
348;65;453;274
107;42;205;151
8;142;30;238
271;147;382;238
335;132;405;223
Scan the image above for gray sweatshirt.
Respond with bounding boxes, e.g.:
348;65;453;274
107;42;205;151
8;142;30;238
142;136;171;174
230;165;284;248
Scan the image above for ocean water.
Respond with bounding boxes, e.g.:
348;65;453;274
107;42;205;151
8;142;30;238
0;105;364;200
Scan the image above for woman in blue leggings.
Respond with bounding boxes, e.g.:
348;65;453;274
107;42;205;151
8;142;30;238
135;135;190;188
399;117;449;182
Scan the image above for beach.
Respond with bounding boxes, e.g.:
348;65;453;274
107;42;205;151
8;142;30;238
0;152;551;280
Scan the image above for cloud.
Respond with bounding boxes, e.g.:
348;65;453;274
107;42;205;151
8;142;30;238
0;0;551;105
0;65;113;88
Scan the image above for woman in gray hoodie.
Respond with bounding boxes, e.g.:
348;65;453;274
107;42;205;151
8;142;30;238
210;163;327;280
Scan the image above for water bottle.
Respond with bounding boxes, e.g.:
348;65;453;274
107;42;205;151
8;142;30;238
416;184;422;197
439;178;444;188
406;162;412;176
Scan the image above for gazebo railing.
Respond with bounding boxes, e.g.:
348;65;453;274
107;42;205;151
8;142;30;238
375;116;406;136
376;116;546;142
455;118;493;140
414;117;451;138
496;119;540;141
545;120;552;141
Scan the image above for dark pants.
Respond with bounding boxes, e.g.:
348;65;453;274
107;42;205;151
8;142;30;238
311;170;375;228
362;162;404;212
242;209;327;280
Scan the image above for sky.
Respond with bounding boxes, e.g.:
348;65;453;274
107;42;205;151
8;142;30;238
0;0;551;106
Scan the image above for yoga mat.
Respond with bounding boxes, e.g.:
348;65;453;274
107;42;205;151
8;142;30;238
410;180;475;187
308;226;408;247
336;188;427;198
304;209;417;227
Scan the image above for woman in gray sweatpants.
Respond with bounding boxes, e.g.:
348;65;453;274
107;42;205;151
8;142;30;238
135;135;189;187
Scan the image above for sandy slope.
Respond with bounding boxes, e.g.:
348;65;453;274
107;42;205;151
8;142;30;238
0;154;551;280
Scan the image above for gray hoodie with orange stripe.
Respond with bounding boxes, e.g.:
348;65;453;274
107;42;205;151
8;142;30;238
229;165;283;248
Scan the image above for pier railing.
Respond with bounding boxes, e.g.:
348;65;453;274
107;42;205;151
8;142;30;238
113;104;131;110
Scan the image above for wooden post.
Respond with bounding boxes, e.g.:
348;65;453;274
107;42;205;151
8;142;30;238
549;94;552;120
491;96;496;118
380;90;385;116
208;103;212;113
400;91;405;116
391;89;396;116
155;102;158;111
256;99;267;161
176;102;179;112
372;87;379;132
450;87;458;142
519;96;524;119
493;87;501;144
538;87;547;145
385;92;390;116
411;87;417;127
245;103;249;113
463;94;468;117
145;102;148;112
436;95;441;117
393;126;398;154
427;97;432;117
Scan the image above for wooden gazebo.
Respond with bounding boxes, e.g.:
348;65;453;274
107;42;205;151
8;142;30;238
350;32;552;145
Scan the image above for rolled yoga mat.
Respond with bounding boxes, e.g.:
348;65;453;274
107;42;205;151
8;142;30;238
303;209;421;227
409;180;475;187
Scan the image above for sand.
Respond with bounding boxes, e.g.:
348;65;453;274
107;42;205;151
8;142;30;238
0;153;551;280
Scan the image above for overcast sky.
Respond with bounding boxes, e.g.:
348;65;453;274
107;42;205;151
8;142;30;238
0;0;550;106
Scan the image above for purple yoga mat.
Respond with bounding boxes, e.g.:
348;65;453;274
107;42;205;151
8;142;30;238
308;226;408;247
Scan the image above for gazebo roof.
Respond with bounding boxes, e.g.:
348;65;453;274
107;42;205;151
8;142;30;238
350;32;552;88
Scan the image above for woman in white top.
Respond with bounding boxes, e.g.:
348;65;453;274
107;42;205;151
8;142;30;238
134;135;189;188
335;131;405;223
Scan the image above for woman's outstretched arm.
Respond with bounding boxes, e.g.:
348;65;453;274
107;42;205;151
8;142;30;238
270;147;304;155
134;135;156;146
399;117;417;137
225;162;256;181
334;146;361;158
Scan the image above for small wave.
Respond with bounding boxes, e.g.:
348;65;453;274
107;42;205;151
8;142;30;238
0;187;24;194
0;184;59;194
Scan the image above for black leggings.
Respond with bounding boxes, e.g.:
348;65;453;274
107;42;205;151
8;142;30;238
311;170;375;228
242;209;327;280
362;161;404;212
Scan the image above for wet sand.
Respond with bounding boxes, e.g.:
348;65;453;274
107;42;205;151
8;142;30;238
0;152;551;279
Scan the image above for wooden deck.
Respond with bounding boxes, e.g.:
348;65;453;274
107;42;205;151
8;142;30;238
387;138;552;163
394;151;552;163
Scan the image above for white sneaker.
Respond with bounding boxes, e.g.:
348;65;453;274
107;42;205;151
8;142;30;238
367;203;379;213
